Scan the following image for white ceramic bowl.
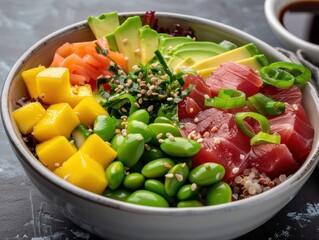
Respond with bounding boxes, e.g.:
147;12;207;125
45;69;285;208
2;12;319;240
264;0;319;63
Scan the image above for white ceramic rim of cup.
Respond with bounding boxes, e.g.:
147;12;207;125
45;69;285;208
2;11;319;216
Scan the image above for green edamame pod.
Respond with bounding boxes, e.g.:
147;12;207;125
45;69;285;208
93;115;116;141
148;123;180;145
177;200;203;208
176;183;200;201
144;179;174;204
126;190;169;207
206;182;232;206
140;145;166;163
117;133;145;167
127;109;150;124
123;173;145;190
105;161;125;190
127;120;153;143
160;137;201;157
154;116;173;124
110;134;125;151
189;162;225;186
141;158;175;178
103;187;132;201
164;163;189;197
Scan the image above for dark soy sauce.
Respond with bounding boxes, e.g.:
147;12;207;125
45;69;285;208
279;1;319;45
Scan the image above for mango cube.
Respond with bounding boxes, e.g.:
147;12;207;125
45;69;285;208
12;102;46;135
73;96;108;126
66;84;93;108
36;136;76;171
21;66;46;98
79;134;117;168
36;67;71;104
54;151;108;194
32;103;80;142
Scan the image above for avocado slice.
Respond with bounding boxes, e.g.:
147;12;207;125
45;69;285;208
139;25;159;65
174;57;196;72
87;12;119;39
197;54;269;79
168;49;222;69
159;36;194;55
190;43;260;71
105;33;118;52
168;41;228;55
114;16;143;70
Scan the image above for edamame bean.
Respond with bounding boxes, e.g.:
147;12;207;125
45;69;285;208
165;163;189;197
117;133;145;167
93;115;116;141
206;182;232;206
140;145;166;163
110;134;125;151
160;137;201;157
176;183;200;201
189;162;225;186
154;116;172;124
127;109;150;124
177;200;203;208
144;179;174;204
105;161;125;190
127;120;153;143
148;123;180;145
126;190;169;207
123;172;145;190
103;187;132;201
141;158;175;178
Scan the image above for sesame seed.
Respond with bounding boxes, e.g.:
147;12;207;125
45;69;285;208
147;90;152;96
191;183;197;191
134;102;140;108
194;117;199;123
132;65;140;71
293;104;298;110
121;107;127;113
168;135;175;141
240;154;245;160
163;162;172;169
136;135;144;141
140;89;146;95
279;174;287;182
122;38;128;44
134;48;141;54
211;126;218;132
204;94;210;99
203;132;209;138
147;105;154;112
189;108;194;113
158;139;164;144
175;174;183;182
204;163;211;168
181;162;187;168
64;174;71;181
69;140;75;145
54;162;60;167
232;167;240;174
213;137;221;144
165;173;174;179
124;57;129;61
159;94;166;98
157;133;163;139
197;138;204;143
167;97;173;101
145;144;151;151
138;98;143;105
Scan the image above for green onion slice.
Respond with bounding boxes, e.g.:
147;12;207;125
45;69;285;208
204;89;246;109
270;61;311;85
250;132;281;145
259;66;295;88
235;112;270;138
248;93;286;115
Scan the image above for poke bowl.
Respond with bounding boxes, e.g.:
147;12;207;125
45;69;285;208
2;11;319;240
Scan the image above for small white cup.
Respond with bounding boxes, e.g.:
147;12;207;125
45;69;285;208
264;0;319;64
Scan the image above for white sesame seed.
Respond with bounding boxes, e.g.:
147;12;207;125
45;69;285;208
175;174;183;182
156;133;163;139
163;162;172;169
136;135;144;141
54;162;60;167
203;132;209;138
134;102;140;108
165;173;174;179
147;105;154;112
197;138;204;143
158;139;164;144
181;162;187;168
64;174;71;181
145;144;151;151
204;94;210;99
213;137;221;144
240;154;245;160
134;48;141;54
168;135;175;141
167;97;174;101
123;38;128;44
194;117;199;123
189;108;194;113
191;183;197;191
292;104;298;110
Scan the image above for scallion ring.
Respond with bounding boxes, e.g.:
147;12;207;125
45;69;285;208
204;89;246;109
259;66;295;88
250;131;281;145
248;93;286;115
235;112;270;138
270;61;311;85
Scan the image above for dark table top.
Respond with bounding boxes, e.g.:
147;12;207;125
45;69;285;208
1;0;319;239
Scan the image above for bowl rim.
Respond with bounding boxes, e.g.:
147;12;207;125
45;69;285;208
2;11;319;216
264;0;319;51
